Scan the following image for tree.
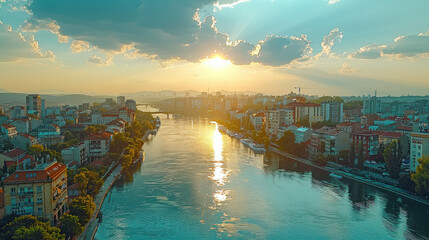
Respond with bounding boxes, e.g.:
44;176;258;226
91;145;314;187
29;144;45;161
383;141;402;179
276;131;295;153
59;214;83;238
296;116;310;128
74;170;103;196
69;195;96;225
121;154;133;170
411;156;429;196
357;143;364;170
0;215;63;240
339;150;350;165
313;153;329;166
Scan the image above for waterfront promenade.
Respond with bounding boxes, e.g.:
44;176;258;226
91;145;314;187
269;147;429;206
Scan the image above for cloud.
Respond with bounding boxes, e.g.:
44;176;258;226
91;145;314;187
321;28;343;56
21;17;69;43
340;62;361;73
351;31;429;59
70;40;92;53
328;0;340;4
0;21;54;62
26;0;313;67
254;35;312;66
87;55;113;66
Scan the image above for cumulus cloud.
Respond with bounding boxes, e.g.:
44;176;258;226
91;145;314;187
87;55;113;66
254;35;312;66
25;0;313;67
351;31;429;59
321;28;343;56
70;40;92;53
340;63;361;73
0;21;54;62
21;17;69;43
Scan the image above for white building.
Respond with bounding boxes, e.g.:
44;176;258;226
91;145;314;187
410;132;429;172
61;142;88;166
250;112;265;131
84;132;113;162
294;127;312;143
321;101;343;123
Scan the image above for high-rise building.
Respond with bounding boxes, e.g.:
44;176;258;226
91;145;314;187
410;132;429;172
125;99;137;111
2;161;68;224
117;96;125;107
321;101;344;123
26;94;41;116
41;99;47;121
363;91;381;115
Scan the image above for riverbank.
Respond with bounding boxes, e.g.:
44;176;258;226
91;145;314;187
270;147;429;206
78;128;156;240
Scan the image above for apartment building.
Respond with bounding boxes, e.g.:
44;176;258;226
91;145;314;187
410;132;429;172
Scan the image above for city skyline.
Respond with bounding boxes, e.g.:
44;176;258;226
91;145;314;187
1;0;429;96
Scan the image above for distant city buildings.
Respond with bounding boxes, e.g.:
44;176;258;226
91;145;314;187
321;101;343;123
125;99;137;111
26;94;42;116
117;96;125;107
363;91;381;115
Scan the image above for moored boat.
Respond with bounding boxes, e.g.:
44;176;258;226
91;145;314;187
249;143;266;153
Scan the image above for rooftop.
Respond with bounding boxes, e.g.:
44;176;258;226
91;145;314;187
3;161;66;184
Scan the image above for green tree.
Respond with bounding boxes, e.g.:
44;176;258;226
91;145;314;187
0;215;63;240
276;131;295;153
121;154;133;170
74;170;103;196
69;195;96;225
296;116;310;128
383;141;402;179
411;156;429;196
313;153;329;166
74;172;88;196
29;144;44;161
59;214;83;238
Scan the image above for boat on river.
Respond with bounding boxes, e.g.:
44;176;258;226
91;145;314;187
329;173;343;179
240;139;252;146
249;143;266;153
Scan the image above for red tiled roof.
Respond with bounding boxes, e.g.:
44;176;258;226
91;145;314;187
1;124;15;129
377;131;403;138
101;114;119;117
68;183;80;190
19;133;36;140
87;131;112;140
254;113;265;118
352;130;378;136
3;162;66;183
18;154;35;163
395;125;412;131
2;148;26;158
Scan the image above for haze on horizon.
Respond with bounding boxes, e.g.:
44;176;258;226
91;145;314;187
1;0;429;96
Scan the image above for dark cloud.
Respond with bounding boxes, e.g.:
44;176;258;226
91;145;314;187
26;0;313;66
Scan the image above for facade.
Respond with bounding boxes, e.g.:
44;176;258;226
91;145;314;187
322;130;350;156
351;131;379;162
410;132;429;172
10;106;26;119
321;101;343;123
363;92;381;115
117;96;126;107
61;142;88;166
277;124;299;140
1;124;18;139
31;123;61;138
286;102;324;123
10;119;30;134
265;109;294;137
294;127;312;144
11;133;38;151
250;113;265;131
84;132;112;162
3;161;67;224
26;94;42;116
125;99;137;111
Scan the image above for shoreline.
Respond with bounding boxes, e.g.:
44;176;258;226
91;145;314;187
78;128;155;240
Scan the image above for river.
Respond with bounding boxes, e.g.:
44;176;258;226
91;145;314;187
95;114;429;240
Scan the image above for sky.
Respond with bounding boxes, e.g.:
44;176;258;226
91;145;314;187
0;0;428;96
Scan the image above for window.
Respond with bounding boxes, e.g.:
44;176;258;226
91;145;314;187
11;188;16;194
37;196;43;203
37;186;42;193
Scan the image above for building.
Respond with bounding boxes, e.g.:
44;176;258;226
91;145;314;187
321;101;343;123
31;123;61;138
41;99;47;120
286;102;323;123
61;142;88;166
322;130;350;156
1;124;18;139
265;109;294;137
26;94;42;116
84;132;112;162
11;133;38;151
2;161;67;224
363;91;381;115
250;113;265;131
351;131;379;162
0;187;5;219
410;132;429;172
10;106;26;119
117;96;126;107
10;119;30;133
294;127;312;144
277;124;299;140
125;99;137;111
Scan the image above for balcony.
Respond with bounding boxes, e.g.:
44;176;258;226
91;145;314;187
12;202;34;207
18;191;34;195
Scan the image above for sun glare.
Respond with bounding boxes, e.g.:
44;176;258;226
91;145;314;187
202;56;232;69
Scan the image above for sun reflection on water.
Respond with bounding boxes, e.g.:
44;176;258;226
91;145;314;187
210;122;230;199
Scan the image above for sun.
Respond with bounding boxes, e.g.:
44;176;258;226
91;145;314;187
201;56;232;69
